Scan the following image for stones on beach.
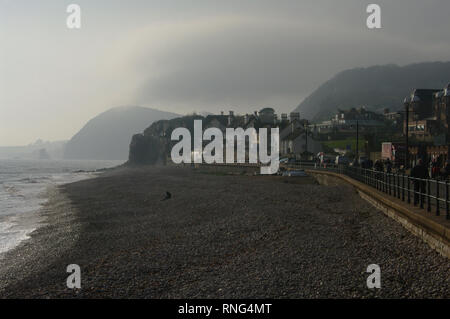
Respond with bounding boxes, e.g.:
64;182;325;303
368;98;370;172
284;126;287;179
161;191;172;201
1;166;449;298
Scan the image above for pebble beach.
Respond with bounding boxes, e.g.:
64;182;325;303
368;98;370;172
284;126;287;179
0;166;448;298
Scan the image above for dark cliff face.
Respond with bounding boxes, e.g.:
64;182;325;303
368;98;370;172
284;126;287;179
294;61;450;121
128;115;204;165
129;134;165;165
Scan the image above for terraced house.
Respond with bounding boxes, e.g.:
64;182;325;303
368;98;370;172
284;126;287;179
403;83;450;165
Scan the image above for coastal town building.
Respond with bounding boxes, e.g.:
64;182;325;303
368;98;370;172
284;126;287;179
310;107;385;134
403;89;440;138
289;112;300;122
433;83;450;134
403;85;450;139
279;120;305;140
186;108;319;159
258;107;277;125
280;130;322;157
279;118;322;157
403;83;450;165
383;108;403;126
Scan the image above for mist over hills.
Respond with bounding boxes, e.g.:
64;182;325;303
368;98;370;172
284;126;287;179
294;61;450;121
0;140;66;160
64;106;179;160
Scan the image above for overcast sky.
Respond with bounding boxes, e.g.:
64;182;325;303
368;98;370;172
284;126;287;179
1;0;450;146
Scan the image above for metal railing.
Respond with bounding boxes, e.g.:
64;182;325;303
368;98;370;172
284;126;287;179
300;163;450;220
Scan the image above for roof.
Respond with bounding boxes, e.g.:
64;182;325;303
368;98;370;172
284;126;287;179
259;107;275;114
410;88;441;102
204;115;229;127
282;129;305;141
411;95;421;102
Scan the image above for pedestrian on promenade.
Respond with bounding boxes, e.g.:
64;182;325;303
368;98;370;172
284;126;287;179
431;158;439;179
410;159;429;206
374;160;384;172
442;160;450;180
385;159;392;174
373;159;384;187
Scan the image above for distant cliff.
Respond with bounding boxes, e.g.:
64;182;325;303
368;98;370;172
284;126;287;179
64;106;178;160
0;140;66;160
294;61;450;121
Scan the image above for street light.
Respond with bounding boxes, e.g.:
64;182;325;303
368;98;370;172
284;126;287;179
404;97;409;168
305;120;309;156
356;120;359;164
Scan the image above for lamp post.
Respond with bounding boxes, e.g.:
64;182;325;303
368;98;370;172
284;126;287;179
404;97;410;169
305;120;308;157
356;120;359;164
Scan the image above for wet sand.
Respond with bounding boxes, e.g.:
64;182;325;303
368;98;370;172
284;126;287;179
0;166;449;298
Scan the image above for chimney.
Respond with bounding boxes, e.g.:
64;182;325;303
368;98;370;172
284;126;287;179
228;111;234;126
290;112;300;122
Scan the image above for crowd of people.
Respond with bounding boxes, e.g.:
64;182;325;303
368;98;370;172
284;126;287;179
362;158;450;180
363;157;450;206
360;158;394;173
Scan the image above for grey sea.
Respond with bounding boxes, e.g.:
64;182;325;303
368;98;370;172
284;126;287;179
0;159;124;256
